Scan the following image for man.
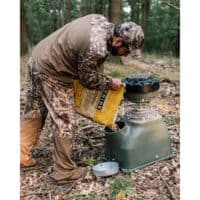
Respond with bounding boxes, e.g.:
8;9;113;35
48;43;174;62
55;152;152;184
20;14;144;185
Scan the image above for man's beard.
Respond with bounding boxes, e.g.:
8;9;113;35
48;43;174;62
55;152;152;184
107;39;119;56
110;46;119;56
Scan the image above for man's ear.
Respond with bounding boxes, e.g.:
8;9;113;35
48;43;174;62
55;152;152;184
112;36;123;47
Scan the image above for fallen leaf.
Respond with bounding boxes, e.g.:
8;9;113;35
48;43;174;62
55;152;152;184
116;191;125;200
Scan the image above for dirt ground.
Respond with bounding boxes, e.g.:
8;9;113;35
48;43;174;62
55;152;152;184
20;54;180;200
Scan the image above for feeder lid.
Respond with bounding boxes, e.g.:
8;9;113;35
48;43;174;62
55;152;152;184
93;162;119;177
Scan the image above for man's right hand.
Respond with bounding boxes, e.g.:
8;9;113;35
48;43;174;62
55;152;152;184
110;79;122;91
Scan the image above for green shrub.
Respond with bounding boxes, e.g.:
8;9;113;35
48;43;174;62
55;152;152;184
109;177;134;200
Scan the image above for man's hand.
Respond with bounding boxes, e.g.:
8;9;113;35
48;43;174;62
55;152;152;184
110;78;122;91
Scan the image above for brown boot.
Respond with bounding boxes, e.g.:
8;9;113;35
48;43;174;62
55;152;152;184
52;167;87;185
20;111;42;167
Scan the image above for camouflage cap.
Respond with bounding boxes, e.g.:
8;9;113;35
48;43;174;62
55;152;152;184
116;22;144;57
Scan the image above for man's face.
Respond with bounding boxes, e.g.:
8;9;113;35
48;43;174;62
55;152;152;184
110;45;130;56
110;36;130;56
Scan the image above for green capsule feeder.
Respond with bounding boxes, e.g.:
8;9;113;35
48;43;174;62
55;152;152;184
105;119;175;173
104;75;176;173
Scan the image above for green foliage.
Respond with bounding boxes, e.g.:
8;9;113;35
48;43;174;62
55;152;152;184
83;156;98;166
23;0;179;56
137;197;145;200
109;177;134;199
24;0;82;47
165;117;178;126
145;0;179;56
109;70;123;78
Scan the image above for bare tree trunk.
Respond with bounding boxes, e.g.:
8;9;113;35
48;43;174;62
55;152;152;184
94;0;104;14
108;0;123;64
82;0;87;16
142;0;150;33
53;0;57;30
175;21;180;57
108;0;121;24
20;0;28;55
128;0;136;21
82;0;91;16
66;0;71;23
141;0;150;48
135;0;140;24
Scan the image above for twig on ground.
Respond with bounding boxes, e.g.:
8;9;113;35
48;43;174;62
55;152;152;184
96;186;110;194
20;165;44;172
79;124;95;131
90;142;104;147
20;191;49;197
89;135;104;139
64;181;77;194
158;169;177;200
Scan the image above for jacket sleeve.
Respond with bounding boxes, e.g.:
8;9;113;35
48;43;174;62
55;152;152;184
76;14;115;90
77;52;112;90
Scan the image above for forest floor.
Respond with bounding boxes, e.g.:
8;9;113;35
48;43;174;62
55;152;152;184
20;53;180;200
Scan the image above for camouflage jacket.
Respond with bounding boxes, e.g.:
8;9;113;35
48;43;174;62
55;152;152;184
32;14;115;91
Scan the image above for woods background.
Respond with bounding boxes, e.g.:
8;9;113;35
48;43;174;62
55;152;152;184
20;0;180;57
19;1;181;199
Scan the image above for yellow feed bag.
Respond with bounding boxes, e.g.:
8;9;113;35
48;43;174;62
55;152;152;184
73;80;124;127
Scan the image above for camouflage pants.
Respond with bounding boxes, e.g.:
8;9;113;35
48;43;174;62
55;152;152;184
22;58;76;138
21;58;83;180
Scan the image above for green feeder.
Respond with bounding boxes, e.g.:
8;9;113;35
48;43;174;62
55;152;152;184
104;75;176;173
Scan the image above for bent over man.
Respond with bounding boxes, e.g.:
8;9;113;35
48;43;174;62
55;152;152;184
20;14;144;185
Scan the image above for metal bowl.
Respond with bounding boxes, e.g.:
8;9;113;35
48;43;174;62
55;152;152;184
93;162;119;177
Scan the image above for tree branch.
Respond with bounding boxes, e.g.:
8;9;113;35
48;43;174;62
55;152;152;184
161;1;180;10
